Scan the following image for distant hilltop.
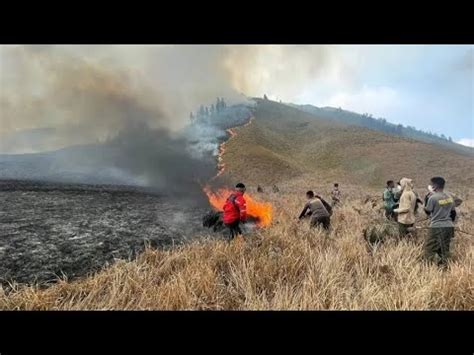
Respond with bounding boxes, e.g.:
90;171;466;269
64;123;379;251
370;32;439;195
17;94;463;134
287;102;473;156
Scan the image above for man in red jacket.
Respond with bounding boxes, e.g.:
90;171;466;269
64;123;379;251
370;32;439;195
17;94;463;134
223;183;247;240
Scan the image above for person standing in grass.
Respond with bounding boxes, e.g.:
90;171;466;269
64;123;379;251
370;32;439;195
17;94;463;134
383;180;397;220
393;178;417;238
331;183;341;207
423;177;456;267
298;190;332;230
424;186;462;222
222;183;247;241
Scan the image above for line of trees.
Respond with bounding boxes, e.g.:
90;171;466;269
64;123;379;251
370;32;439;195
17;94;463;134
357;112;454;143
298;105;456;145
190;97;227;122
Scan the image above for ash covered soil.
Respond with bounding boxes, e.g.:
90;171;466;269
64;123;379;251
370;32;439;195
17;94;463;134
0;179;207;286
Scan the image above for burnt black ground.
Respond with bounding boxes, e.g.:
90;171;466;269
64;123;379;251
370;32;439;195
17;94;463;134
0;179;207;286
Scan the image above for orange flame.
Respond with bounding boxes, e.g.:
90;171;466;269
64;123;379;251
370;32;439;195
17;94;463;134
203;186;273;227
213;117;254;179
215;128;236;177
204;116;271;227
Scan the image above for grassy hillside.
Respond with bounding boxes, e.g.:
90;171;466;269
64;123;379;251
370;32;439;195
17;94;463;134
1;98;472;310
222;99;474;189
291;103;474;156
1;185;472;310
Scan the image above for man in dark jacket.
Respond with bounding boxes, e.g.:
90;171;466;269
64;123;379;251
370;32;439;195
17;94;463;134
222;183;247;240
298;191;331;230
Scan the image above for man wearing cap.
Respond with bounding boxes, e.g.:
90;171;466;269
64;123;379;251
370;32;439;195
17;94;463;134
423;177;456;267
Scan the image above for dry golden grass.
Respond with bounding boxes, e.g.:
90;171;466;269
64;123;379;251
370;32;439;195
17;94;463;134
1;100;472;310
223;100;474;188
1;182;472;310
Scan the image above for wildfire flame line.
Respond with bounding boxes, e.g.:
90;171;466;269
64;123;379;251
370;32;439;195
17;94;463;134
212;120;246;180
215;128;234;178
214;117;253;179
203;116;272;227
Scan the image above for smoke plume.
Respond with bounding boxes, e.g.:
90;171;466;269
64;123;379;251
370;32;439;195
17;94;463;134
1;45;335;149
0;45;332;195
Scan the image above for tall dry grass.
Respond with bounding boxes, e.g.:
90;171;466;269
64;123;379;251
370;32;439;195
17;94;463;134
1;183;472;310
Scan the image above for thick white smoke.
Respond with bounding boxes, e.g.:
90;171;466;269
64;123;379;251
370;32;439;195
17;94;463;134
0;45;244;152
0;45;335;153
0;45;334;195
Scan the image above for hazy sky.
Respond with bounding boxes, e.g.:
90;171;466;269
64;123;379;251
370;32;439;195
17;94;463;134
1;45;473;151
262;45;473;147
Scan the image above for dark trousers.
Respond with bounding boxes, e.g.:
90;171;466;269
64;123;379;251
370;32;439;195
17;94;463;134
225;220;242;240
385;207;398;221
398;223;414;238
310;215;331;230
423;227;454;267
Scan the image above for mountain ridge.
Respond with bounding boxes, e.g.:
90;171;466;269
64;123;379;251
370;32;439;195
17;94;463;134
221;99;474;189
286;102;473;156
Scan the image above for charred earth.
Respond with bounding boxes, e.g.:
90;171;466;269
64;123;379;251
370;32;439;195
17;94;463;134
0;103;255;287
0;180;205;286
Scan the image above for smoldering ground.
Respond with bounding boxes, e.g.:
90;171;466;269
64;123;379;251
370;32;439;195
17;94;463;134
0;179;208;286
0;119;231;286
0;116;219;285
0;105;255;285
0;46;260;285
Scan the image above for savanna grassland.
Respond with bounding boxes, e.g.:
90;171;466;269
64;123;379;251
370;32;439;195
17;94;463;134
1;100;472;310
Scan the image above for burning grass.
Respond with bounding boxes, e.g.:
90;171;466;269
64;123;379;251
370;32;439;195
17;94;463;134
214;117;254;178
204;115;273;228
1;182;472;310
202;186;273;227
